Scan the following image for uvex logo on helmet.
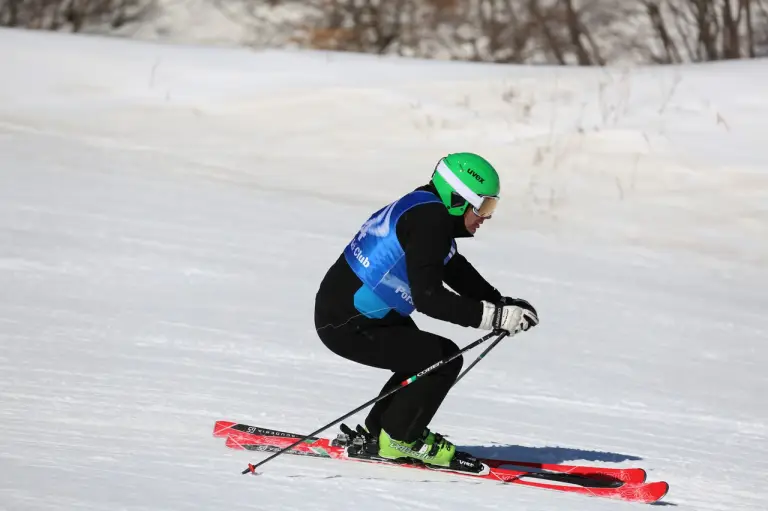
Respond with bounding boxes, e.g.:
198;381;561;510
467;169;485;184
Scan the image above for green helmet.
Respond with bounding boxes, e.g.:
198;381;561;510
431;152;501;217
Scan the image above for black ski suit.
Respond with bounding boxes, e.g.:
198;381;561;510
314;183;502;443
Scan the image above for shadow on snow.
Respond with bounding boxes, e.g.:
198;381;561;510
458;444;643;465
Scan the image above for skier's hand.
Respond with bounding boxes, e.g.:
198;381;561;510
479;300;539;335
499;296;538;318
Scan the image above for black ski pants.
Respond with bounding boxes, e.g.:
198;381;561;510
317;315;463;443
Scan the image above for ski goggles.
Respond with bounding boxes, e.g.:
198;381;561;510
472;195;499;218
435;159;500;218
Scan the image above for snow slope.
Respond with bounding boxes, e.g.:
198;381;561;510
1;27;767;510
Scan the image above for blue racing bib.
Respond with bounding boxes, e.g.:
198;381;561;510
344;191;457;318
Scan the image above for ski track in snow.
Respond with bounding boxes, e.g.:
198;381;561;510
1;27;767;510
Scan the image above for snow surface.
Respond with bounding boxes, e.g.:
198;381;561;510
1;27;767;510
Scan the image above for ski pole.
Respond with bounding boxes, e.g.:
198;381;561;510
241;329;506;475
452;330;510;387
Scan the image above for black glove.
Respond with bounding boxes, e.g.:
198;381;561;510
499;296;538;319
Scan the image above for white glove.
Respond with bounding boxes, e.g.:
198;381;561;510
479;300;539;334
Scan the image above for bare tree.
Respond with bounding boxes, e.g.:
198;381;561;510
229;0;768;63
12;0;768;66
0;0;153;31
283;0;419;54
642;0;768;62
644;0;682;63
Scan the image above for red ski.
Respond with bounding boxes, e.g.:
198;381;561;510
213;421;668;504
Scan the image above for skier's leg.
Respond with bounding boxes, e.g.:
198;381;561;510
364;371;404;438
375;331;462;443
317;318;462;443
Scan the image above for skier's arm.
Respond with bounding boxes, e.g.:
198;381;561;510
443;253;502;303
396;205;484;328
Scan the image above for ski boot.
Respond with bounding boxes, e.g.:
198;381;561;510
378;428;487;474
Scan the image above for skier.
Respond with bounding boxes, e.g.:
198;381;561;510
313;152;539;471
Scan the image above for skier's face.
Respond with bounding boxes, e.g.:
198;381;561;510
464;208;488;234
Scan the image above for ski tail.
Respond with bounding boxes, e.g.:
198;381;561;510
484;459;647;484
